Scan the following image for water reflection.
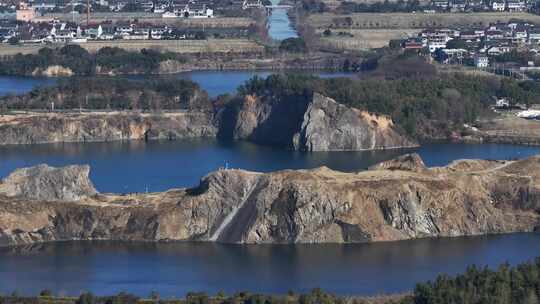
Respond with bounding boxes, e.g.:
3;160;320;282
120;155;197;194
1;233;539;297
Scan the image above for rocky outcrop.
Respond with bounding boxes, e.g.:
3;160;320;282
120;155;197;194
0;164;97;201
230;93;416;151
293;94;417;151
0;93;414;151
0;112;217;145
231;94;308;147
1;154;539;247
368;153;426;172
31;65;74;77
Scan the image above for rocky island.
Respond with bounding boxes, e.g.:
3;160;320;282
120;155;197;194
1;153;538;247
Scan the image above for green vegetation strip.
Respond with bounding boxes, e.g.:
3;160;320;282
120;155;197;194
1;258;539;304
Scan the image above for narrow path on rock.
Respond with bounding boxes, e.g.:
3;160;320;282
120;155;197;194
208;182;257;241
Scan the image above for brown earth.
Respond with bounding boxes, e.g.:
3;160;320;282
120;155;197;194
462;111;540;146
308;12;540;30
0;39;264;56
1;153;539;246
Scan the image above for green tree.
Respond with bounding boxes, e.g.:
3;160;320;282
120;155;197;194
279;38;308;53
77;292;96;304
445;39;467;49
39;289;53;297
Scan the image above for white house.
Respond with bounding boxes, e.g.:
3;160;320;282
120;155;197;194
495;98;510;108
428;40;447;52
474;54;489;68
487;45;511;55
529;30;540;44
491;0;505;11
506;0;526;11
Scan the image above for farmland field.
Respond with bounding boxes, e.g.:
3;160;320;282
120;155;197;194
0;39;264;55
317;28;420;50
308;12;540;29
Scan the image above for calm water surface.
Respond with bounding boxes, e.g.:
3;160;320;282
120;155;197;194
159;70;352;97
0;76;56;97
1;233;539;297
0;71;351;98
1;140;539;193
268;5;298;41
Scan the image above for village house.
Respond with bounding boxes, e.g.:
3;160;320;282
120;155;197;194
506;0;526;11
442;48;468;62
528;29;540;44
163;1;214;18
474;54;489;67
485;29;504;40
491;0;505;11
449;0;467;11
487;45;512;55
513;25;529;40
403;38;424;49
16;2;35;22
460;30;483;41
32;0;57;12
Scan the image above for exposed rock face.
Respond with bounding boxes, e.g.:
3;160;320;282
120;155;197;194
368;153;426;172
1;155;539;247
0;112;217;145
231;94;309;147
294;94;417;151
31;65;74;77
1;93;414;151
230;93;416;151
0;165;97;201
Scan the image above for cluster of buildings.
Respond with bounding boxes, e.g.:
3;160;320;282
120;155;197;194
160;2;214;18
430;0;529;12
0;19;210;43
1;0;220;21
402;21;540;68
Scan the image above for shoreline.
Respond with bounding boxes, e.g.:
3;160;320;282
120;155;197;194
0;291;410;303
0;64;351;78
3;109;540;148
1;230;537;249
1;154;539;246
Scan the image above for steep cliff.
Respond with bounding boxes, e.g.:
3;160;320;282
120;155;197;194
230;93;416;151
1;93;414;151
1;154;539;247
0;112;217;145
293;94;417;151
0;164;97;201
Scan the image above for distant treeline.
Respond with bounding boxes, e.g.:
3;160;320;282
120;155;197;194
0;258;539;304
300;0;426;13
0;45;188;76
237;62;540;138
406;259;540;304
337;0;425;13
0;77;211;111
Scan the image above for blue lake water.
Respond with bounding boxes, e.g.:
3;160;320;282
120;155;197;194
0;75;56;97
1;54;540;298
1;140;539;193
0;71;352;98
268;0;298;41
1;233;539;297
160;70;353;97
